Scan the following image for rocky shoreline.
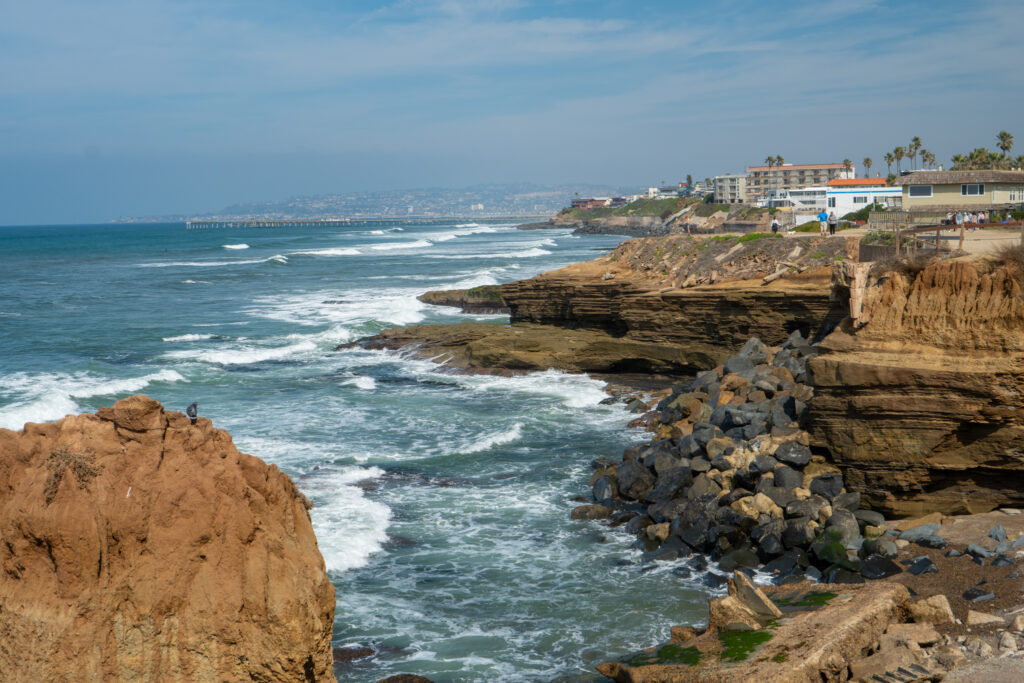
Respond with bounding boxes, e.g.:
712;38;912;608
357;230;1024;681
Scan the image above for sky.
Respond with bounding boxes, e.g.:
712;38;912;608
1;0;1022;225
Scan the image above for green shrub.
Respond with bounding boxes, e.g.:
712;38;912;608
737;232;781;243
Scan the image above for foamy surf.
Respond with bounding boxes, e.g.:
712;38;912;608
368;239;433;251
461;423;523;454
162;333;216;342
222;243;249;250
0;369;187;430
289;247;361;257
138;254;287;268
305;466;391;572
427;247;552;260
342;376;377;390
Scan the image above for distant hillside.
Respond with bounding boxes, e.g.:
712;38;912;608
119;183;641;222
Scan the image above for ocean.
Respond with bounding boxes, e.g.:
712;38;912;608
0;220;708;682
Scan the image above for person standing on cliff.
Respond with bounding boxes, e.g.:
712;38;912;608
827;211;838;236
771;216;780;234
817;210;828;236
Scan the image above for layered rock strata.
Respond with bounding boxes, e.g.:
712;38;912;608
808;260;1024;516
0;396;336;681
417;285;509;314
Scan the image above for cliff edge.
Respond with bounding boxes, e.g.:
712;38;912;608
0;395;336;681
809;259;1024;516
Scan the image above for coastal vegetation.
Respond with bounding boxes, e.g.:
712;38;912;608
556;196;695;221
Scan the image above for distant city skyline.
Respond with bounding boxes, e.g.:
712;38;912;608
1;0;1022;225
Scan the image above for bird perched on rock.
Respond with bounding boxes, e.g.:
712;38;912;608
186;402;198;425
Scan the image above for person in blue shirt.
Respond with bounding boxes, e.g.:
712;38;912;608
817;210;829;236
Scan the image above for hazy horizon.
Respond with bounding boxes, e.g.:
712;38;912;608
2;0;1022;225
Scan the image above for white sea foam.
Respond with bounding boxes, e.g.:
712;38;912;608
248;288;427;328
427;247;552;260
164;339;317;365
369;230;386;235
139;254;287;268
306;466;391;572
446;273;500;289
368;239;433;251
426;225;499;242
161;333;216;342
222;243;249;250
0;369;187;430
461;423;523;454
342;376;377;390
289;247;361;257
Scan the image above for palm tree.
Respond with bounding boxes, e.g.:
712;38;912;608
1017;154;1024;169
997;131;1014;160
842;158;853;175
884;152;894;175
763;156;774;200
951;154;966;170
969;147;992;169
893;147;905;174
910;136;922;170
863;157;873;178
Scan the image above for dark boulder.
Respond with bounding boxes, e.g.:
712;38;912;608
832;492;861;511
825;509;861;546
686;473;722;500
718;547;760;572
782;516;816;548
962;587;996;602
644;466;692;503
750;454;779;477
723;355;755;375
906;556;938;575
854;509;886;528
571;504;614;520
617;459;655;500
676;434;703;458
774;442;812;467
722;488;754;506
809;473;844;501
689;457;711;473
592;475;618;503
860;538;898;559
773;465;802;491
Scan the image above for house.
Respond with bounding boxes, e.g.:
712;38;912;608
825;178;902;216
746;163;854;205
712;174;747;204
571;197;611;210
895;170;1024;210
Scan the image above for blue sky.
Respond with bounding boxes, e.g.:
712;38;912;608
1;0;1022;224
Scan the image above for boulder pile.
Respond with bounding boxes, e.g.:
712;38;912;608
582;332;891;584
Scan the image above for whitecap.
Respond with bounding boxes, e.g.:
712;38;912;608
180;279;211;284
305;466;391;572
222;243;249;250
289;247;361;257
368;239;433;251
342;376;376;390
428;248;552;260
161;333;216;342
138;255;286;268
0;369;188;430
164;339;317;365
461;423;523;454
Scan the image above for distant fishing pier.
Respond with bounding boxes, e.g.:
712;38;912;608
185;217;538;229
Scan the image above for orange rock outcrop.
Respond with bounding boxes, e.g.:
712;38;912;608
809;260;1024;516
0;395;336;681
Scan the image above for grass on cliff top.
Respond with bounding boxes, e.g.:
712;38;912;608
693;202;731;217
719;630;774;662
557;197;698;221
466;285;504;300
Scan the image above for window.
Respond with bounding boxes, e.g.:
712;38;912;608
962;184;985;196
908;185;933;198
827;197;836;207
853;196;868;204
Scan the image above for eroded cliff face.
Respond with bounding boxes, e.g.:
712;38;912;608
0;396;336;682
501;235;854;350
808;261;1024;516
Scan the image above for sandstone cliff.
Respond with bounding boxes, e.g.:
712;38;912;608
808;260;1024;516
0;396;336;682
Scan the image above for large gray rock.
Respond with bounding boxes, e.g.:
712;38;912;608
774;442;812;467
686;473;722;500
617;459;655;500
738;337;769;364
592;475;618;503
898;523;941;542
773;465;803;491
825;508;861;546
723;355;755;375
644;466;692;503
782;517;816;548
809;473;844;501
854;509;886;528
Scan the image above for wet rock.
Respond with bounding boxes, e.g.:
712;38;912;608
989;524;1008;542
761;486;796;510
375;675;435;683
722;488;754;506
686;473;722;500
860;538;899;559
774;442;812;467
718;547;760;572
861;555;903;579
334;646;376;663
617;459;655;500
571;504;614;520
592;475;618;503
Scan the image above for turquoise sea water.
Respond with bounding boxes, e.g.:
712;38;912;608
0;221;708;682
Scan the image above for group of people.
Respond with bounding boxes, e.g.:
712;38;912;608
816;210;839;236
944;211;989;230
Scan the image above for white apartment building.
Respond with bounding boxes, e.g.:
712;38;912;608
825;178;902;216
746;163;855;203
712;174;747;204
